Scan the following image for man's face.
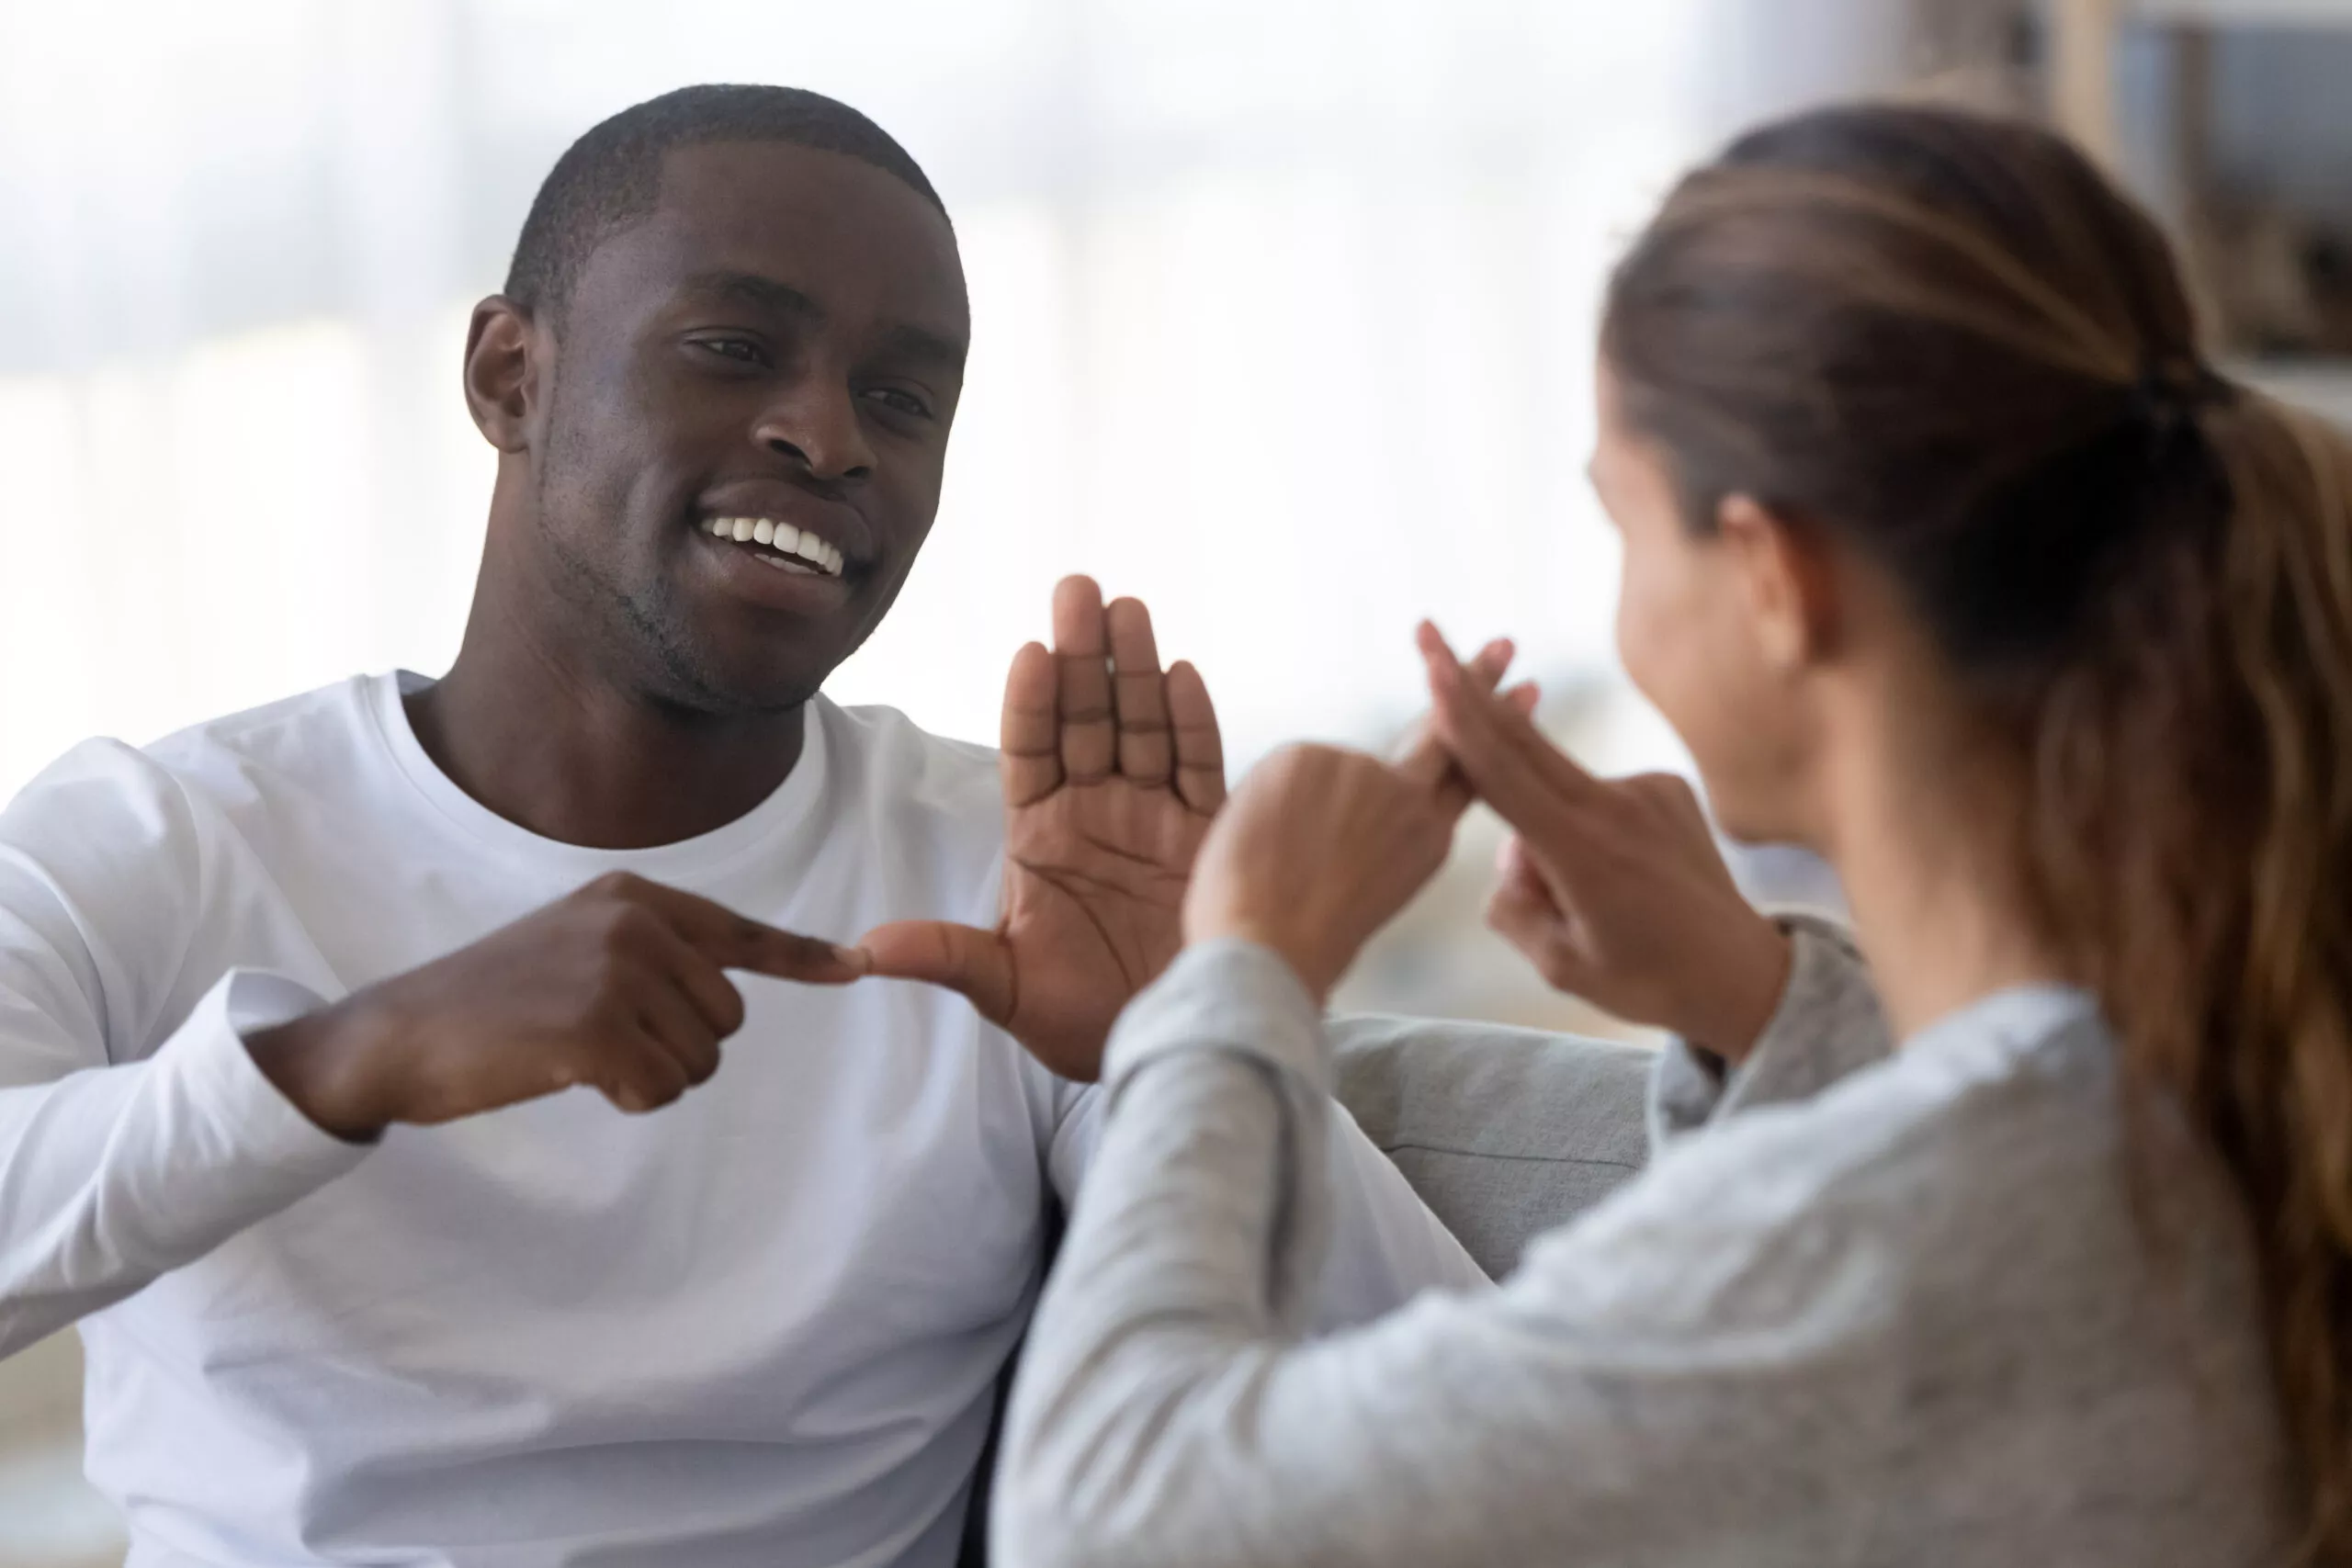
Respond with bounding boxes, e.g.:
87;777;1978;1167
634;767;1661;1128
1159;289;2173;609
517;141;969;712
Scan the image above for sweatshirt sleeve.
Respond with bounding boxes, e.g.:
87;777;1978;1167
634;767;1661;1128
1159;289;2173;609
1648;913;1894;1150
1046;1015;1489;1333
0;742;369;1358
994;938;1905;1568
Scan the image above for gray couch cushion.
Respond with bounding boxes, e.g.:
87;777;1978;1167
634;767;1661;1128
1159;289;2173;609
1329;1015;1656;1280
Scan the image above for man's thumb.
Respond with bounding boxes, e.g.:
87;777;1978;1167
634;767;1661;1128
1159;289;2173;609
854;921;1017;1026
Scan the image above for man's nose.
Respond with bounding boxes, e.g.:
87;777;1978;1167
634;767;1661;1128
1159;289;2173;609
754;378;876;484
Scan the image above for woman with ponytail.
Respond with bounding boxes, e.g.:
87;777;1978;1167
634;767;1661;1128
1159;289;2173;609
986;104;2350;1566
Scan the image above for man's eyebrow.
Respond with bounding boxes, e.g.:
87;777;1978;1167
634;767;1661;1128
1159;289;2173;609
683;270;824;321
879;321;969;375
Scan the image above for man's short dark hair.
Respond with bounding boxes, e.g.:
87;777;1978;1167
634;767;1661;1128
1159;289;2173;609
503;84;947;318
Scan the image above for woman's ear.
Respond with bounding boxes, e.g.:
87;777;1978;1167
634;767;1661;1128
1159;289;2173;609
462;297;539;454
1714;492;1841;673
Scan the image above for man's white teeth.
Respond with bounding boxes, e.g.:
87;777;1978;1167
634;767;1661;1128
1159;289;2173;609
703;517;845;577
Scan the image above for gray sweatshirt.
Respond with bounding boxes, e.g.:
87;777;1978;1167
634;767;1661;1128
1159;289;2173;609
993;927;2294;1567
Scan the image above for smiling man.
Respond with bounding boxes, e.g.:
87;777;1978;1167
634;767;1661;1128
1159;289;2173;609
0;87;1483;1567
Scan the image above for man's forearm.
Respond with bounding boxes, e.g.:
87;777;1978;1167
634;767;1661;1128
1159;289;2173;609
0;971;368;1358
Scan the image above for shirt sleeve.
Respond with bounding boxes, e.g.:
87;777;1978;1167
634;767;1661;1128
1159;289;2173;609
1648;912;1894;1149
0;743;370;1358
994;938;1904;1568
1046;1018;1489;1335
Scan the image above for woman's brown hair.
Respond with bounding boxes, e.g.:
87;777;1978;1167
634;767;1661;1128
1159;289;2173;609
1603;103;2352;1557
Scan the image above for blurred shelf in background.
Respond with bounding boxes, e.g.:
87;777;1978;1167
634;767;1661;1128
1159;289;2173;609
2049;0;2352;423
2237;357;2352;425
2125;0;2352;26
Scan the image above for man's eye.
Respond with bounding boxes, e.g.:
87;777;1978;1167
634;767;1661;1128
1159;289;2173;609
863;387;932;419
695;338;767;367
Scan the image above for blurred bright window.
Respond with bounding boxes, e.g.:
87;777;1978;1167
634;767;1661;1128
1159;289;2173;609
0;0;1762;798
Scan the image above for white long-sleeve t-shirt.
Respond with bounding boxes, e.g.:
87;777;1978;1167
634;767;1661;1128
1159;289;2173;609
0;672;1484;1568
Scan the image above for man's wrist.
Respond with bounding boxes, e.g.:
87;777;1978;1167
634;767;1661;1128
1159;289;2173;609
246;998;394;1145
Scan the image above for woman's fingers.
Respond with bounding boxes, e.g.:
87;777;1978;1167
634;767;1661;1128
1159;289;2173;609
1484;840;1594;998
1466;637;1517;689
1416;623;1600;840
1395;637;1514;797
1429;675;1535;818
1182;744;1458;1001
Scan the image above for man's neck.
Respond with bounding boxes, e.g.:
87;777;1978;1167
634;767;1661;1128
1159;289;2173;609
407;612;808;852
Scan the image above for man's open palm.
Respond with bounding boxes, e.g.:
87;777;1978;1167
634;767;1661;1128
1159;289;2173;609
854;577;1225;1080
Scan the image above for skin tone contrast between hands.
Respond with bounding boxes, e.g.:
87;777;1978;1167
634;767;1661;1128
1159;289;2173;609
846;567;1794;1081
255;555;1788;1146
239;133;1793;1144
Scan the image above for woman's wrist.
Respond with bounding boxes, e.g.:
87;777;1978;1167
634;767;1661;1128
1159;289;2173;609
1183;908;1334;1003
1679;918;1794;1066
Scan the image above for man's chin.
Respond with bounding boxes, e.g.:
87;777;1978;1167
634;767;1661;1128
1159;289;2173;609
691;663;834;718
640;570;894;719
629;627;836;720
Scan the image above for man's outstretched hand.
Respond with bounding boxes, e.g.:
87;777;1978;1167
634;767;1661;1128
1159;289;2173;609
853;577;1225;1081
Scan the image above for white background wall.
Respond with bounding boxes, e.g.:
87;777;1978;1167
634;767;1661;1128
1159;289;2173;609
0;0;1917;797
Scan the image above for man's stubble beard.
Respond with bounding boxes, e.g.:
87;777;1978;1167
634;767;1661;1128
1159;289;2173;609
531;369;810;722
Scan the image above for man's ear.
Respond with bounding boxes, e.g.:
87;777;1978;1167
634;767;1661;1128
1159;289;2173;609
463;297;540;454
1714;492;1840;672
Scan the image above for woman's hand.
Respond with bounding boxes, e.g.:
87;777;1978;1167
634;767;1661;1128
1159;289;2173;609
1183;644;1523;1003
1182;746;1465;1003
1419;625;1792;1062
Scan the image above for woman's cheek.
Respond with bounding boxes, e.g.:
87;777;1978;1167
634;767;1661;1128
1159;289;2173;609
1614;551;1686;721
